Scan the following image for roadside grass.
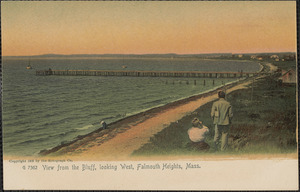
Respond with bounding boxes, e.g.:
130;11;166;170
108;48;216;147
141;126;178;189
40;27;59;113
132;71;297;157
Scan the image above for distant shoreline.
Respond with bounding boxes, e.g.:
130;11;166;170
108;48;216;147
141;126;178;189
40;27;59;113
2;51;296;58
3;56;256;62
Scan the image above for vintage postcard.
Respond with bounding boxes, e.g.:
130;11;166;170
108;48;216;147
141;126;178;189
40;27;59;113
1;1;298;190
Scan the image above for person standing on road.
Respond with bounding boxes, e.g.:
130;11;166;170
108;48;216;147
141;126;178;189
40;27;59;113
211;91;233;151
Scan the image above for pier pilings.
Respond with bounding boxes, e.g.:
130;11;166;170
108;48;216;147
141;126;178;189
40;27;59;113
36;69;260;78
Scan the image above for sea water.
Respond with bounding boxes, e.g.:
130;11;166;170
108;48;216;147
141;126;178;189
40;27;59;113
2;57;260;156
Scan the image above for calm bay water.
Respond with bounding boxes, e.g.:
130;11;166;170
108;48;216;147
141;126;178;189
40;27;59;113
2;57;260;156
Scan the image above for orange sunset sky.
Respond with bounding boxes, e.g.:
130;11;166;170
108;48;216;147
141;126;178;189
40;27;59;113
1;1;297;56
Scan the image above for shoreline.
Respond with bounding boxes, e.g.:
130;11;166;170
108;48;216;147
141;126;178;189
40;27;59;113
33;76;257;160
2;55;261;62
3;77;247;158
2;76;251;160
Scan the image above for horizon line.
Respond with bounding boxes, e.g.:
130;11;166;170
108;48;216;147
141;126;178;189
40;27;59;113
2;51;296;57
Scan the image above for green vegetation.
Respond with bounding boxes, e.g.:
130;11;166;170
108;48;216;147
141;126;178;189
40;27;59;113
270;60;296;71
132;61;297;156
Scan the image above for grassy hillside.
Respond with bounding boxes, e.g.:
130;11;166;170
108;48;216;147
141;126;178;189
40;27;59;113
132;62;297;156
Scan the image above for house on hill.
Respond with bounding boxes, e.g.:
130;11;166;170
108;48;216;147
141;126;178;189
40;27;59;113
256;56;263;61
278;69;297;84
270;55;279;59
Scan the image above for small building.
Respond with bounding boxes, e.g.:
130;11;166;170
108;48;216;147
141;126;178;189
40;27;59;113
278;69;297;84
270;55;279;59
257;56;263;61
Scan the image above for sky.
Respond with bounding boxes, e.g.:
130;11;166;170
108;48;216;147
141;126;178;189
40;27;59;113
1;1;297;56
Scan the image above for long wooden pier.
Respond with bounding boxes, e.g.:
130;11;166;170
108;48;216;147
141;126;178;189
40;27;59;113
36;69;261;78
